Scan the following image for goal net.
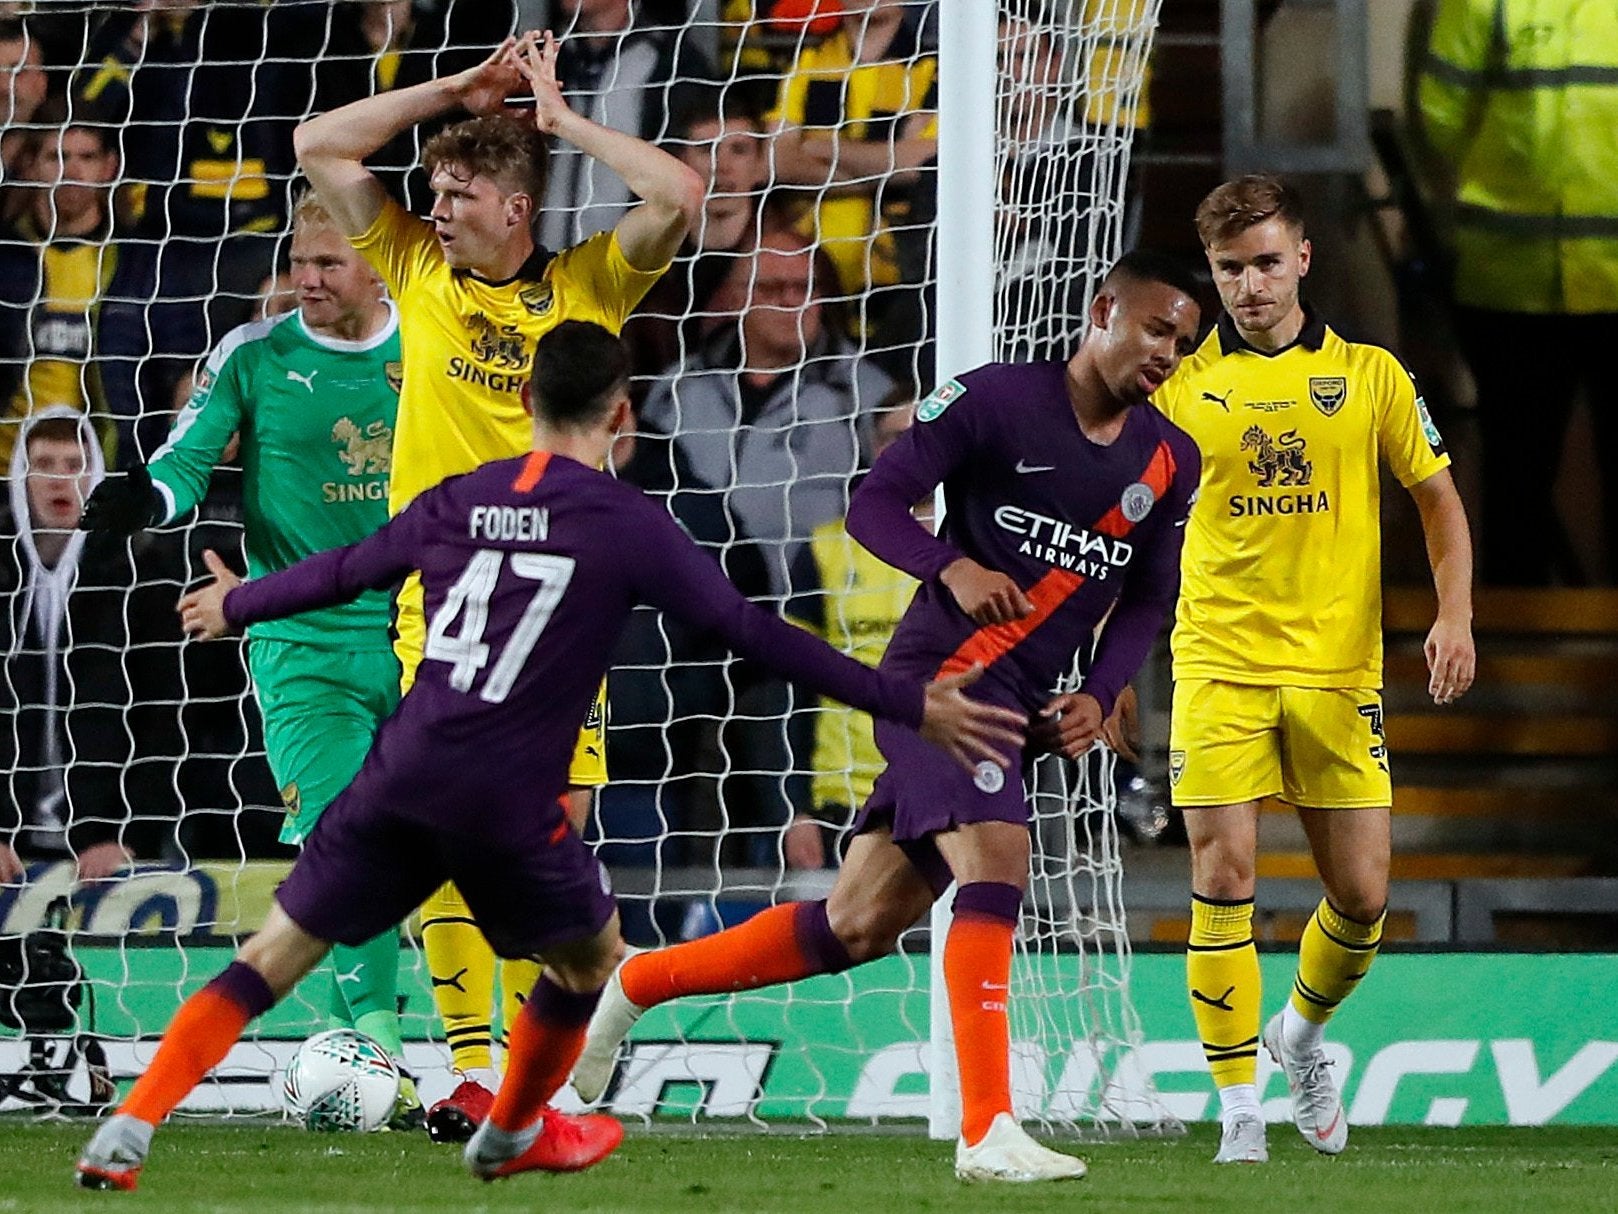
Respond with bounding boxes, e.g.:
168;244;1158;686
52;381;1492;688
0;0;1170;1135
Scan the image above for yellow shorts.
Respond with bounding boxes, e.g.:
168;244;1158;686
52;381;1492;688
395;574;608;788
1169;679;1391;810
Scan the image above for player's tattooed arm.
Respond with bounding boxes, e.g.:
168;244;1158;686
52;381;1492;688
940;557;1033;626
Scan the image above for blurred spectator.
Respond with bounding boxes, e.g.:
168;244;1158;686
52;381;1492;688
73;1;313;462
0;409;186;884
766;0;937;312
782;388;918;869
639;228;892;862
640;228;892;594
539;0;717;250
877;3;1154;388
311;1;516;211
1417;2;1618;584
0;18;45;181
0;115;119;469
624;94;772;388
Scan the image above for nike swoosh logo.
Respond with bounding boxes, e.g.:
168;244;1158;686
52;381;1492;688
1015;459;1056;474
1316;1109;1343;1141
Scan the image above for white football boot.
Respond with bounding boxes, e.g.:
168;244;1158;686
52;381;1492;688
1264;1012;1348;1155
571;948;645;1104
954;1113;1087;1183
75;1114;153;1191
1212;1112;1269;1164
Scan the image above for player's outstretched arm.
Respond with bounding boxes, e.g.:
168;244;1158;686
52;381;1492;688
180;503;424;640
1408;468;1476;705
636;507;1024;771
512;31;703;271
294;37;526;237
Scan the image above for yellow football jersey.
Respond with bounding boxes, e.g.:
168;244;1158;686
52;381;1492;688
1154;311;1450;688
351;197;664;515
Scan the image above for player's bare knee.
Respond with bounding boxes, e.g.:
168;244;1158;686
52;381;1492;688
1325;883;1387;927
1188;844;1256;901
827;901;907;964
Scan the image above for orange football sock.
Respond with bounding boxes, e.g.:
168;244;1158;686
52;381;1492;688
488;979;600;1133
946;882;1021;1147
620;900;853;1009
121;962;275;1126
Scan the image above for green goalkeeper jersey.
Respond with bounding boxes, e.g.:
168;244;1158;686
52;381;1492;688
149;304;403;649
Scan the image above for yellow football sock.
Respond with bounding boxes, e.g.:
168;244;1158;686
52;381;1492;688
498;958;542;1063
1187;895;1261;1088
420;881;498;1074
1291;898;1384;1025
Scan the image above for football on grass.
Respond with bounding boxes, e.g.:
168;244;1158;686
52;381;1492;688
282;1029;400;1132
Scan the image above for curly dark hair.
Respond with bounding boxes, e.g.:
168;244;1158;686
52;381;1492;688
422;115;549;202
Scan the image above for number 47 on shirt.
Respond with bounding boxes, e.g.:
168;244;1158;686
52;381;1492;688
424;549;576;704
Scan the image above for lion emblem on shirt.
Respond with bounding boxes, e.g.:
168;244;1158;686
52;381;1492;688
1241;425;1312;488
332;416;393;476
467;311;530;369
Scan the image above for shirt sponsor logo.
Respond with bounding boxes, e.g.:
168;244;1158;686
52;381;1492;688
917;378;965;422
1121;481;1156;523
993;505;1133;578
1242;425;1313;487
1309;375;1347;416
467;312;529;369
331;418;392;475
1227;491;1331;517
322;417;393;502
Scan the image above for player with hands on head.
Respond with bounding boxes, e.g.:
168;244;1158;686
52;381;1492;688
573;251;1204;1185
293;25;704;1137
75;321;1022;1193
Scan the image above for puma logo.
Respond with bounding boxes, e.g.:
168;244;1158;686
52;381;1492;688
430;967;470;992
1192;985;1237;1012
335;965;364;986
286;368;319;392
1202;389;1233;412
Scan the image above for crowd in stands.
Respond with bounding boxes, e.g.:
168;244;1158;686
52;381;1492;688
1;0;1605;898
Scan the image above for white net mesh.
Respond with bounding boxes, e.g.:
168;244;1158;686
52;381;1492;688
0;0;1168;1130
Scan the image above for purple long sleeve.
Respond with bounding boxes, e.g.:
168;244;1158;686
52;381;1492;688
1082;450;1201;718
845;389;978;583
637;508;926;730
224;507;419;631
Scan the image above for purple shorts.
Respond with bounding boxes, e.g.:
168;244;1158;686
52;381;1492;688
275;790;615;959
851;719;1030;894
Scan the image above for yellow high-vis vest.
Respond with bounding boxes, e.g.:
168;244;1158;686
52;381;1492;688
1418;0;1618;313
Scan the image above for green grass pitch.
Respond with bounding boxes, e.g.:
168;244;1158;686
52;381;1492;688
3;1123;1616;1213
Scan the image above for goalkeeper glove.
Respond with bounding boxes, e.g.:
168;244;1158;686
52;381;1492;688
79;465;166;533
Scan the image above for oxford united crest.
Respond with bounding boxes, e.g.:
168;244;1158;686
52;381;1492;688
1308;376;1347;416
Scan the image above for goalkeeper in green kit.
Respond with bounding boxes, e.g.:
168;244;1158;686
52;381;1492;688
81;192;421;1127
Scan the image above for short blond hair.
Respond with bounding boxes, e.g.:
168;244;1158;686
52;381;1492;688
290;188;343;237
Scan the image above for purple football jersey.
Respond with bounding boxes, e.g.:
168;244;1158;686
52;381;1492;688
848;362;1201;717
225;452;925;834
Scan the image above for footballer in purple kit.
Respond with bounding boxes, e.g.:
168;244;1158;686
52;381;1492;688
574;250;1203;1184
74;322;1024;1192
